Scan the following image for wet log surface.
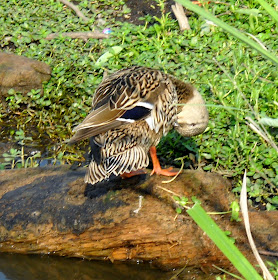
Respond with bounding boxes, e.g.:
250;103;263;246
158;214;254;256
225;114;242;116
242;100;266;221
0;166;277;272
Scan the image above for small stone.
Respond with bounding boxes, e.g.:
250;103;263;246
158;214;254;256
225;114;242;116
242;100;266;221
0;52;52;100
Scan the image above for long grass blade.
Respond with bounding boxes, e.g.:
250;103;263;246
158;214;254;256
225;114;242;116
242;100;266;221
187;203;263;280
176;0;278;66
255;0;278;23
240;170;275;280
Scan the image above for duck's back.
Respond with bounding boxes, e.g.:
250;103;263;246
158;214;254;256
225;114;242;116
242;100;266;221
69;66;177;144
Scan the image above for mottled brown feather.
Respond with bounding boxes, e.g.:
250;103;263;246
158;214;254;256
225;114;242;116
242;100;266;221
69;66;172;143
69;66;208;184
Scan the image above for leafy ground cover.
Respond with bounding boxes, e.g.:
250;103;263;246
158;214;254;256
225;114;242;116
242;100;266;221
0;0;277;211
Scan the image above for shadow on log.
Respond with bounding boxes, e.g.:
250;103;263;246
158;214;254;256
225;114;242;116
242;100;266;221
0;166;277;273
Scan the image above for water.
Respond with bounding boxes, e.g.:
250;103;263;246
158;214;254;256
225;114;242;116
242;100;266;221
0;253;173;280
0;273;8;280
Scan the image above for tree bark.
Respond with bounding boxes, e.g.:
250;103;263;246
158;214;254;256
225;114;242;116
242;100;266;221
0;166;277;272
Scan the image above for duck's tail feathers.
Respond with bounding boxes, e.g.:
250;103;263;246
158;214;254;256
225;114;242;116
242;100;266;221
84;146;149;185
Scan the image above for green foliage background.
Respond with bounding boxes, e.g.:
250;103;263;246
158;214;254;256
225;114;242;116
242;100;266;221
0;0;277;209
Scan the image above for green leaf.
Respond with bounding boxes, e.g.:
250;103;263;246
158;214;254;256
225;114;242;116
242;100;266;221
95;46;124;67
230;201;241;222
234;8;261;16
259;117;278;127
176;0;278;66
255;0;278;23
187;203;263;280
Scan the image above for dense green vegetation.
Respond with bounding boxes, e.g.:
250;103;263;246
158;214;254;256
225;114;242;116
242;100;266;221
0;0;277;211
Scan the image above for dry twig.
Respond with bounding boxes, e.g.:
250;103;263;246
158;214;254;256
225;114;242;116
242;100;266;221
246;117;278;152
45;31;108;40
258;250;278;257
171;2;191;31
58;0;90;22
240;170;274;280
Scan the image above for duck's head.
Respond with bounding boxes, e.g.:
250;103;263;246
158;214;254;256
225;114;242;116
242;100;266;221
172;79;209;137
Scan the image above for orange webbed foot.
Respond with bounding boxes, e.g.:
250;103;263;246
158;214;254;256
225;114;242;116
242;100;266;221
121;169;146;179
149;146;179;177
150;166;179;176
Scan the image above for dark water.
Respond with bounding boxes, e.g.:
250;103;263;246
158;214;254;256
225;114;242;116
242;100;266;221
0;253;174;280
0;253;219;280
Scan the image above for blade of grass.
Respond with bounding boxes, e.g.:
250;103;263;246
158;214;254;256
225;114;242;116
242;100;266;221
240;170;275;280
176;0;278;66
246;116;278;152
212;265;244;280
255;0;278;23
187;203;263;280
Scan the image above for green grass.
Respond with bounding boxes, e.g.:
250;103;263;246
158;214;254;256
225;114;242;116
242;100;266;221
0;0;277;211
187;202;262;280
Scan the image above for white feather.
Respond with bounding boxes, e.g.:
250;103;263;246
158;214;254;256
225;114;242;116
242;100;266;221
145;116;156;131
116;118;135;123
137;101;154;110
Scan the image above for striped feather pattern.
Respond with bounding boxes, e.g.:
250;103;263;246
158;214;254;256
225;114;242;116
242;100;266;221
85;121;161;184
85;122;151;184
69;66;208;185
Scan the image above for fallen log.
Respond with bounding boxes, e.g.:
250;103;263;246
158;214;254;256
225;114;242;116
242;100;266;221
0;166;277;272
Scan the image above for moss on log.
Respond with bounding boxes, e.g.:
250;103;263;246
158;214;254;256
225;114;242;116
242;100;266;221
0;166;277;272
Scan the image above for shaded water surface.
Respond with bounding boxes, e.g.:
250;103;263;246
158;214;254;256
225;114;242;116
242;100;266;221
0;253;173;280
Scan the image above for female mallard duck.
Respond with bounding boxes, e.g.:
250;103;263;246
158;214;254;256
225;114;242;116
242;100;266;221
69;66;208;184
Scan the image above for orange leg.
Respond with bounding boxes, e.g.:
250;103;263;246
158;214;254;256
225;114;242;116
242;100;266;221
149;146;179;176
121;169;146;179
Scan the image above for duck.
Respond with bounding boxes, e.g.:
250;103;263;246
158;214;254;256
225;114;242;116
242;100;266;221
69;66;208;185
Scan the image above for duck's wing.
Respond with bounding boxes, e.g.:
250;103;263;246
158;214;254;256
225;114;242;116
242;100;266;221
69;67;169;143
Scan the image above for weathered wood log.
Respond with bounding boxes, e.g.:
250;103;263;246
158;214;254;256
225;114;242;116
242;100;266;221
0;166;277;273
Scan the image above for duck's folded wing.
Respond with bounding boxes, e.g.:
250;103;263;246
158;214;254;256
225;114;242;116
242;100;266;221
69;67;168;143
69;101;155;143
68;118;124;143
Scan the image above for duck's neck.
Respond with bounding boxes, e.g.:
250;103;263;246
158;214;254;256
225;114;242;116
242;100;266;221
169;76;194;103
